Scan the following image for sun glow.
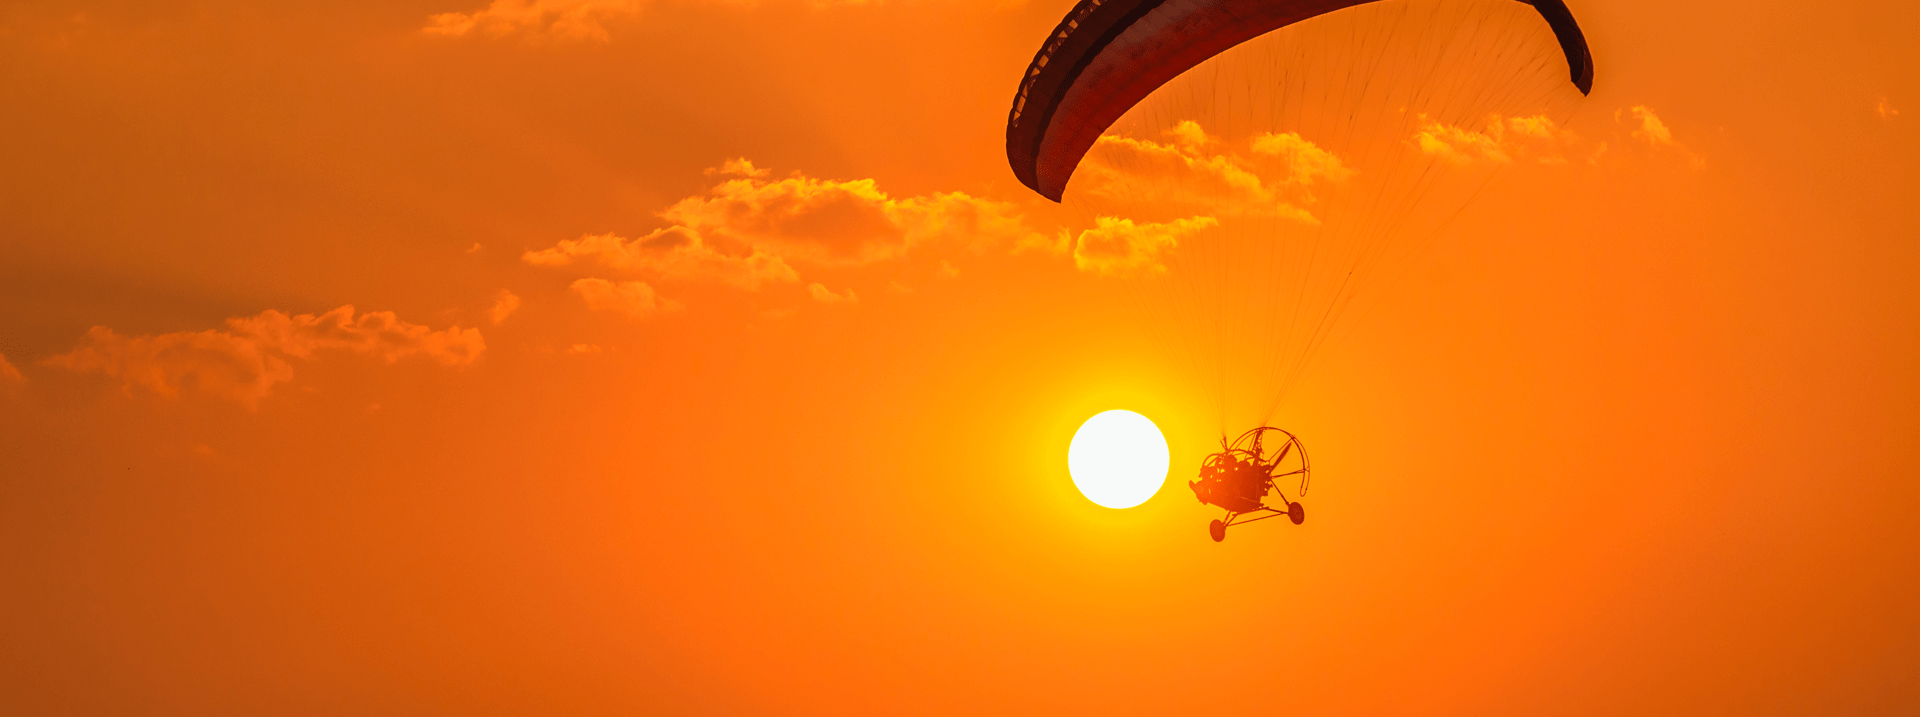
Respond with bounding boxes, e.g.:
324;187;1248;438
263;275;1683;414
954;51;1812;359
1067;410;1171;509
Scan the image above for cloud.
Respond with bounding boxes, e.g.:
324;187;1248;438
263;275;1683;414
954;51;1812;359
1413;108;1701;169
524;161;1043;312
659;173;1036;265
47;327;294;405
881;191;1043;258
487;289;521;325
0;353;23;382
44;306;481;407
706;158;771;178
1075;121;1337;222
1413;114;1581;165
1071;216;1217;277
806;283;858;304
1878;98;1900;120
1627;106;1677;148
570;278;677;318
525;228;800;289
1621;106;1704;167
1250;131;1356;187
424;0;641;41
227;306;485;366
544;166;1038;269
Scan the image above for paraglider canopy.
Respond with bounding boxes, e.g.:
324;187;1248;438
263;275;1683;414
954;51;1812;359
1005;0;1594;201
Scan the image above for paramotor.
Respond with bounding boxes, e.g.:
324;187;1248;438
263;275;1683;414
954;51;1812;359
1191;427;1311;541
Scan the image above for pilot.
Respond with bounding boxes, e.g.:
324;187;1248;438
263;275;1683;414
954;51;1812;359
1227;459;1265;504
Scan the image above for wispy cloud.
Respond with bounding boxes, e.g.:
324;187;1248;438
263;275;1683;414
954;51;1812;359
227;307;484;365
705;157;771;178
1251;131;1356;187
1413;114;1582;165
1620;106;1704;167
424;0;642;41
570;278;678;318
1627;106;1678;149
1070;216;1217;277
46;306;484;407
0;353;23;383
1077;121;1341;223
50;327;294;406
526;160;1041;310
806;283;858;304
526;228;800;290
487;289;522;325
660;170;1036;265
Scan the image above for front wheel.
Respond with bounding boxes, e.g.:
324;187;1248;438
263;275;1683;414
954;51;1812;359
1288;501;1305;525
1208;519;1227;542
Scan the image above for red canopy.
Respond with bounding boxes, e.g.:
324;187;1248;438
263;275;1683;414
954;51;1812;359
1005;0;1594;201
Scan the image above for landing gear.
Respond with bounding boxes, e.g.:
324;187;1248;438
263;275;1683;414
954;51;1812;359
1210;501;1306;541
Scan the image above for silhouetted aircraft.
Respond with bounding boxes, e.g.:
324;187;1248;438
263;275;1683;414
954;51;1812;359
1191;428;1309;542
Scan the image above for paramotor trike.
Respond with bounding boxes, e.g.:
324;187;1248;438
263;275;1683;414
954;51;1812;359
1189;427;1311;542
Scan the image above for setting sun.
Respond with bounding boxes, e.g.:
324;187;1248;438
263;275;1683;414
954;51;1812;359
1067;410;1171;509
0;0;1913;713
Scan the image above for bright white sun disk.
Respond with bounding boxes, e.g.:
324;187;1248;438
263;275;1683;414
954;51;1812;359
1068;409;1170;509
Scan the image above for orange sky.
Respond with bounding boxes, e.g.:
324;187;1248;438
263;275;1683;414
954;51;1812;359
2;0;1917;714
